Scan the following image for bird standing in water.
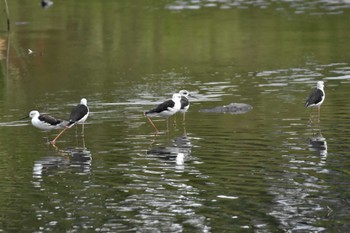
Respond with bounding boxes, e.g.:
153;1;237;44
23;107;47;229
51;98;89;144
28;110;66;131
305;81;325;122
144;93;182;133
25;110;67;142
174;90;190;124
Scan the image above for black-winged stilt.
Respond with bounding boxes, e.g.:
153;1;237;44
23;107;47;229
305;81;325;122
21;110;67;142
178;90;190;123
27;110;66;131
51;98;89;144
144;93;182;133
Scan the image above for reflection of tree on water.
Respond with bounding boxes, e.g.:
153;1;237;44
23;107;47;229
268;130;329;232
32;147;92;188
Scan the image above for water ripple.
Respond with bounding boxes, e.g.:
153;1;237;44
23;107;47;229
165;0;350;14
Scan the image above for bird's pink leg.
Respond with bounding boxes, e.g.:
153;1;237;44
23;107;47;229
146;116;159;133
308;109;312;125
318;107;321;122
51;127;68;144
81;123;85;136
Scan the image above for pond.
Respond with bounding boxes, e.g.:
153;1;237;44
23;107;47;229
1;0;350;232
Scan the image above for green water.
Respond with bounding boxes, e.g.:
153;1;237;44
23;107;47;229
1;0;350;232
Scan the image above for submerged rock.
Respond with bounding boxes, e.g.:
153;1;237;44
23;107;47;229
199;103;252;114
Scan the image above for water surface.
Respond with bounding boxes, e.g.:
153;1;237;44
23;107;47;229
1;0;350;232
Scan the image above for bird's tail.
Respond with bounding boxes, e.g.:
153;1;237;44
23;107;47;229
305;101;310;108
57;120;70;129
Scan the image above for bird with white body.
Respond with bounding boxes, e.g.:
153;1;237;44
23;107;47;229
305;81;325;122
176;90;190;124
51;98;89;144
28;110;66;131
23;110;67;142
144;93;182;133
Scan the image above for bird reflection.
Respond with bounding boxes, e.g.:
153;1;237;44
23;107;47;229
59;147;92;171
268;130;329;231
115;132;209;231
308;131;327;162
147;133;192;169
33;147;92;187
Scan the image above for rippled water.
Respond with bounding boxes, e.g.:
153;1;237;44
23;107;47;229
1;0;350;232
2;61;350;232
166;0;350;15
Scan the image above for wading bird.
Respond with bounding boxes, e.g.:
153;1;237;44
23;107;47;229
24;110;67;142
177;90;190;123
51;98;89;144
305;81;325;122
144;93;182;133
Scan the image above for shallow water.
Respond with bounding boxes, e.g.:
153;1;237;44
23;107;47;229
1;0;350;232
